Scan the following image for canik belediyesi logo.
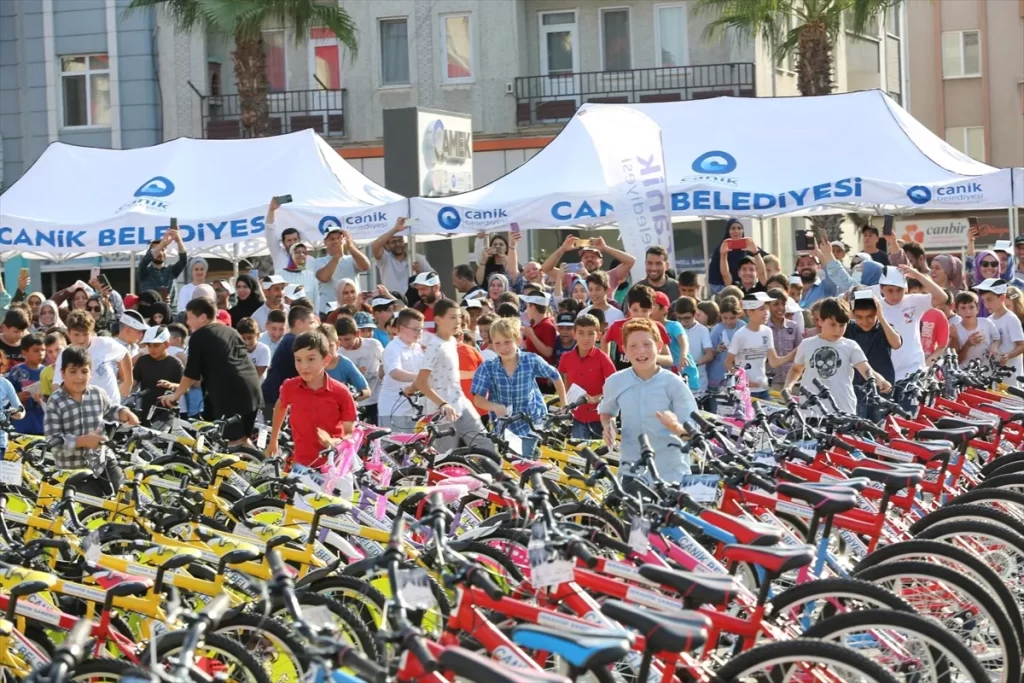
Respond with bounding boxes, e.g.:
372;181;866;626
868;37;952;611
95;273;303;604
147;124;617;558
438;206;461;231
319;216;342;234
691;151;737;175
134;176;175;198
906;186;932;205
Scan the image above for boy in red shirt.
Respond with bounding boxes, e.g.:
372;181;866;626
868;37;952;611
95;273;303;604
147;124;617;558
266;330;357;474
601;284;673;371
522;293;557;365
558;313;615;439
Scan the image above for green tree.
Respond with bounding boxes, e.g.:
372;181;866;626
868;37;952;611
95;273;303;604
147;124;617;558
696;0;899;238
129;0;357;137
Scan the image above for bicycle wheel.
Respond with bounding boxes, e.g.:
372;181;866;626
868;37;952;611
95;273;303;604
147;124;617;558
767;576;915;629
908;502;1024;538
305;573;387;630
216;611;309;681
950;488;1024;523
975;472;1024;494
854;560;1021;683
142;630;272;683
801;609;988;683
852;538;1024;647
979;451;1024;478
66;660;150;681
715;638;900;683
912;519;1024;608
551;502;627;541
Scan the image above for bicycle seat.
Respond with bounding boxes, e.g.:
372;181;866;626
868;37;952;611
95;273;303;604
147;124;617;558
721;544;814;574
850;465;923;491
637;566;736;606
777;482;858;516
700;509;782;546
600;600;709;654
889;439;952;463
438;646;570;683
87;568;153;594
799;477;870;493
511;625;631;670
935;416;992;439
917;426;976;447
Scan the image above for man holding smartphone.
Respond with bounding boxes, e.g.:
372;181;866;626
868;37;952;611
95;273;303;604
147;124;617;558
138;225;188;305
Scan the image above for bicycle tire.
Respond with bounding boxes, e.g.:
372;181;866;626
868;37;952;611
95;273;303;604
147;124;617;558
979;458;1024;480
801;609;988;683
715;637;900;683
290;592;378;662
853;559;1022;683
66;659;151;681
950;487;1024;521
305;573;388;630
908;501;1024;538
767;576;915;628
551;501;628;541
975;472;1024;494
216;611;310;679
426;539;525;584
852;538;1024;646
142;630;272;683
980;450;1024;477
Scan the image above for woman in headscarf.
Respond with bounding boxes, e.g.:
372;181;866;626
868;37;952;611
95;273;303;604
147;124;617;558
335;278;361;310
474;233;511;283
147;301;173;326
486;272;509;305
708;218;765;293
23;292;44;329
971;249;1003;317
176;257;209;313
37;300;65;331
229;274;264;327
929;254;965;293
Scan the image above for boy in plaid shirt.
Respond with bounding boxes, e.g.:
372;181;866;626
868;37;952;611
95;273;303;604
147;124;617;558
44;346;139;495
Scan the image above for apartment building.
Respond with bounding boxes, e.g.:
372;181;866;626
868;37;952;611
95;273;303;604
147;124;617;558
0;0;161;291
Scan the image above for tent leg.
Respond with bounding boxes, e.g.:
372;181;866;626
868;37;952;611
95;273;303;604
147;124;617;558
232;243;240;280
1010;208;1018;243
129;252;136;294
408;234;417;277
700;217;709;293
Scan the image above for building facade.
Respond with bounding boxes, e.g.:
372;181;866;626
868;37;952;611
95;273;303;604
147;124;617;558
905;0;1024;169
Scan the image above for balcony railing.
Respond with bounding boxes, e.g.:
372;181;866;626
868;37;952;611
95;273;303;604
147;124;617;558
514;63;755;126
198;88;347;139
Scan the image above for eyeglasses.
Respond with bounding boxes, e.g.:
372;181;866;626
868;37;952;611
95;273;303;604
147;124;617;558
981;261;999;267
403;325;423;333
86;306;101;312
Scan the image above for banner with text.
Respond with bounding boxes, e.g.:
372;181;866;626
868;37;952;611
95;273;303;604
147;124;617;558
575;106;674;282
895;217;970;252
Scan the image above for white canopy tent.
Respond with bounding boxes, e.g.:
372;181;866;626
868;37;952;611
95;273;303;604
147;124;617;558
0;129;407;262
408;90;1017;237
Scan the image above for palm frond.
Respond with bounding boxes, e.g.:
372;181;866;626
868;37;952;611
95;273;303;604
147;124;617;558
126;0;247;32
845;0;899;37
694;0;796;61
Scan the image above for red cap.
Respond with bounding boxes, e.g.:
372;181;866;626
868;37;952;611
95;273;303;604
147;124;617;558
123;294;139;309
653;291;671;308
215;309;231;325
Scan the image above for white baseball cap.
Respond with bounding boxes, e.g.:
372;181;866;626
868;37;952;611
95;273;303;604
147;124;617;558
878;267;907;289
283;283;307;300
522;294;550;307
789;274;802;285
462;298;483;310
261;274;285;287
370;297;395;309
412;271;441;287
974;278;1008;295
853;288;876;301
993;240;1012;254
119;310;148;332
785;298;802;314
142;325;171;344
741;291;774;310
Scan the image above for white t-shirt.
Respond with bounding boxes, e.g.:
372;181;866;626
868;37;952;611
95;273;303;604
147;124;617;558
340;338;384;407
379;338;424;418
377;250;432;295
580;303;625;325
53;336;129;405
953;318;998;363
307;254;358;313
728;324;774;390
794;336;867;415
683;323;713;393
881;293;932;381
280;269;321;312
421;334;472;416
248;342;271;376
258;331;282;356
251;304;289;333
990;310;1024;380
176;283;198;312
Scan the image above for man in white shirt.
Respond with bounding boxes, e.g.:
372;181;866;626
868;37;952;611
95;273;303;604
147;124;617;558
975;278;1024;383
264;196;303;273
279;243;321;312
371;218;433;295
115;310;148;361
726;292;797;399
380;309;426;431
55;310;132;404
309;225;370;316
879;264;945;404
250;275;290;332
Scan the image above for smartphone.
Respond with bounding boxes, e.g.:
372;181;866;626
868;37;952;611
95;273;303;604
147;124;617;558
727;238;747;250
99;274;112;292
19;267;29;279
882;215;894;237
576;238;591;248
968;216;979;237
510;222;521;235
794;231;812;252
275;194;293;205
404;217;419;226
565;263;583;274
90;267;101;280
169;217;178;230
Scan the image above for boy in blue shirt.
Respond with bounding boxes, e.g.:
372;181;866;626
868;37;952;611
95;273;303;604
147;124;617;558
0;351;25;454
6;334;44;434
707;296;746;388
320;324;370;402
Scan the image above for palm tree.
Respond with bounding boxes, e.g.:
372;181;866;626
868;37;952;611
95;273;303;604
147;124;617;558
695;0;899;239
129;0;357;137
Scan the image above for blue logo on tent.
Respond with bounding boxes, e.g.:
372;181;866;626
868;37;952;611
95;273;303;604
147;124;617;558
134;176;175;198
906;185;932;205
691;151;736;175
438;206;461;231
319;216;342;234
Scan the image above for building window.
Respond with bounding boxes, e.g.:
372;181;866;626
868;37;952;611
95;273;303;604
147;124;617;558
311;27;342;89
441;13;472;82
601;8;631;71
60;54;110;127
379;18;410;86
885;7;901;36
263;30;286;92
888;91;902;106
946;126;985;161
942;30;981;78
655;4;687;68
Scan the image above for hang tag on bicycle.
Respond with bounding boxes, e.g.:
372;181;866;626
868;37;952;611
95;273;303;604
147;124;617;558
256;428;268;450
303;604;335;630
147;404;156;422
83;531;101;564
194;435;206;454
628;516;651;554
397;568;437;610
678;474;721;503
504;428;523;457
0;460;22;485
528;523;573;589
374;492;388;520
